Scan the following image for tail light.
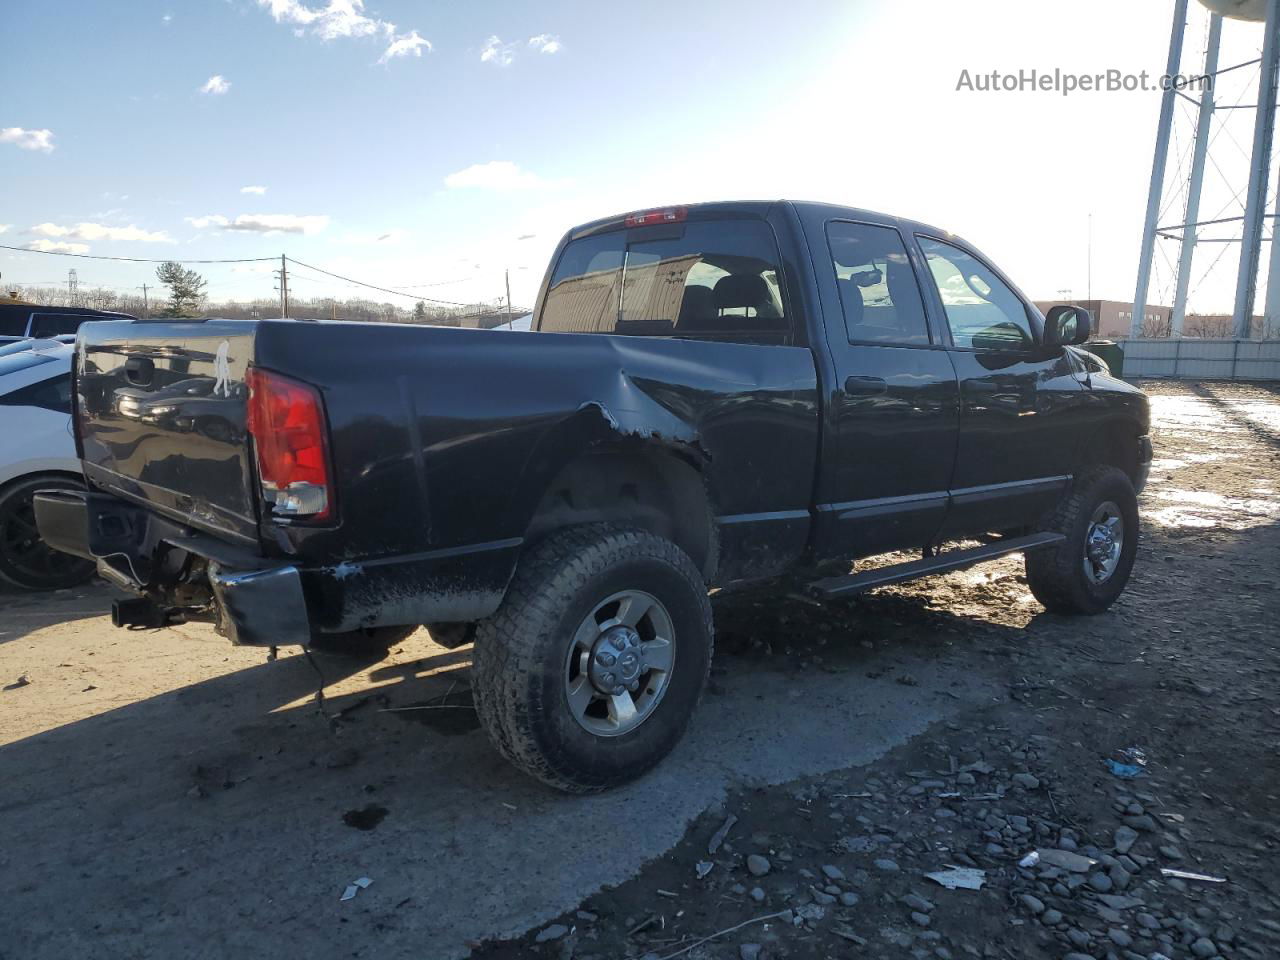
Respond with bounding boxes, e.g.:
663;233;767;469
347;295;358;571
246;367;333;522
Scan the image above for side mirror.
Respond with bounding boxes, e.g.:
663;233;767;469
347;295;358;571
1044;305;1092;347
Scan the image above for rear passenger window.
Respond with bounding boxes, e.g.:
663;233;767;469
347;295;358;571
539;221;790;344
826;222;930;345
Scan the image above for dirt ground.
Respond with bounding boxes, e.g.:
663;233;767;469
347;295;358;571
2;380;1278;960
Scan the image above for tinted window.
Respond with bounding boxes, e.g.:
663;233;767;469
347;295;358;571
540;221;790;344
827;222;930;345
0;369;71;413
0;307;32;337
29;313;86;338
918;237;1034;350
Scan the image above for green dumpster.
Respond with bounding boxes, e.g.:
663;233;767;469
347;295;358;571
1083;340;1123;378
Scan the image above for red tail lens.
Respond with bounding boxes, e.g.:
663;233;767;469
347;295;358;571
625;206;688;228
246;367;333;521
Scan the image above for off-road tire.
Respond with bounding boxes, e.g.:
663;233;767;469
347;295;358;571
1025;466;1139;615
0;475;97;591
309;624;417;658
471;524;713;794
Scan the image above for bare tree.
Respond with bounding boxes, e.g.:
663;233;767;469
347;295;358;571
1141;313;1173;338
1184;313;1233;338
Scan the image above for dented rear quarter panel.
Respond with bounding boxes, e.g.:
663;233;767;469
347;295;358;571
253;320;820;581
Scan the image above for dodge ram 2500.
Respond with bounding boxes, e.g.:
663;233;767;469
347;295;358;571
36;201;1151;792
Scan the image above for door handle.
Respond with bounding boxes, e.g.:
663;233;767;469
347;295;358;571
844;375;887;395
124;355;155;387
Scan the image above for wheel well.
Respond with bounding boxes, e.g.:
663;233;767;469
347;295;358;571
525;444;717;581
0;470;85;500
1089;421;1141;486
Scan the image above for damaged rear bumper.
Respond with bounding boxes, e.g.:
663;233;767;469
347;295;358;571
34;488;309;646
33;487;517;646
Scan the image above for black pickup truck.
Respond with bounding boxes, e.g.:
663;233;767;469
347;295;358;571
37;201;1151;792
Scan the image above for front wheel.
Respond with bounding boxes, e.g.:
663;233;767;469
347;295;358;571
471;524;713;793
1025;466;1139;615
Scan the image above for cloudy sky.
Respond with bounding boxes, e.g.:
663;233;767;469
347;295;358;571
0;0;1270;313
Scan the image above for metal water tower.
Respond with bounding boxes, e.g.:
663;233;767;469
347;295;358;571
1134;0;1279;338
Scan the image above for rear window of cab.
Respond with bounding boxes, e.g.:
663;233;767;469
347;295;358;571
538;220;792;345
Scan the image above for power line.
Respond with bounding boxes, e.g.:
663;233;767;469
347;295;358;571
0;243;276;265
284;256;475;306
1;242;501;310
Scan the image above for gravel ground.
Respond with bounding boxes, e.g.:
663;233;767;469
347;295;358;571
2;380;1277;960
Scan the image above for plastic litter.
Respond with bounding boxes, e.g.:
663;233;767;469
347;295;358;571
695;860;714;879
340;876;373;901
1106;746;1149;778
925;866;986;890
1161;868;1226;883
1018;851;1040;868
1106;759;1146;778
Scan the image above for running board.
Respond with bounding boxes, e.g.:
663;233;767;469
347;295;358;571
808;532;1066;598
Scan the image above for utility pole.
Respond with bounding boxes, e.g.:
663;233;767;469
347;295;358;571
67;268;79;307
274;254;290;318
138;283;150;319
505;268;513;324
1087;212;1093;304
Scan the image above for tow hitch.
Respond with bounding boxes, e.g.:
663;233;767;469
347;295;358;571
111;597;177;629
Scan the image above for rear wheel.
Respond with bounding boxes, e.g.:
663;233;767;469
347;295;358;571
471;524;713;793
0;476;97;591
1025;466;1139;615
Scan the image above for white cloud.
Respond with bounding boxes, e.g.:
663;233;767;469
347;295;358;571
444;161;547;190
188;212;328;234
240;185;268;195
30;222;173;243
483;34;561;65
379;29;429;63
162;13;172;24
0;224;10;234
29;239;90;255
200;75;231;95
480;35;515;66
1;127;55;153
185;215;231;229
257;0;429;65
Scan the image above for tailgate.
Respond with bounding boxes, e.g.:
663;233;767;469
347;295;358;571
77;319;261;546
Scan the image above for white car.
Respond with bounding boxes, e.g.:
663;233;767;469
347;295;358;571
0;342;96;589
